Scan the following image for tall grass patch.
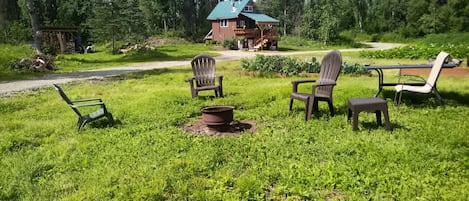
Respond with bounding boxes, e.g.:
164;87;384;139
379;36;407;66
0;43;216;82
360;32;469;60
1;60;468;200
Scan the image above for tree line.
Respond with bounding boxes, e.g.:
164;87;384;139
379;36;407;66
1;0;468;45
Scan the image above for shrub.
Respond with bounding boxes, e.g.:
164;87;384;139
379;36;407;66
222;39;237;50
204;40;216;46
41;46;58;56
300;57;321;73
360;44;469;60
341;62;370;76
360;33;469;59
241;55;369;76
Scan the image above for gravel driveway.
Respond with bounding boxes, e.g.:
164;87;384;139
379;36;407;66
0;42;403;97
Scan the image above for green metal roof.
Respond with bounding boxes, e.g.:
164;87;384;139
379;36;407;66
207;0;279;24
207;0;250;20
241;12;279;24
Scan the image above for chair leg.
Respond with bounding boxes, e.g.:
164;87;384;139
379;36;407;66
77;117;83;130
106;113;115;126
398;91;403;107
289;98;294;111
306;97;314;121
219;87;224;97
313;99;319;113
433;88;443;105
383;109;392;131
78;118;88;132
352;112;359;131
375;110;382;126
347;108;352;122
394;90;403;107
191;89;197;98
327;100;334;117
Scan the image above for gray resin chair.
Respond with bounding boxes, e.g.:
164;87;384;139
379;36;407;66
289;50;342;121
185;54;223;98
52;84;114;132
394;51;449;106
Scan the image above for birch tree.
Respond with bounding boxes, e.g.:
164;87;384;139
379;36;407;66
25;0;43;53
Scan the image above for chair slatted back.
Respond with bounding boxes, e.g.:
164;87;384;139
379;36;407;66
191;55;216;87
317;50;342;96
427;51;449;88
52;84;82;116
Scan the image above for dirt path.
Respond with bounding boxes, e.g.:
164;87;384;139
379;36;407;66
0;42;404;97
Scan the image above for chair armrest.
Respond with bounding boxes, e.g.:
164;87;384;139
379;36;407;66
71;98;103;103
313;82;336;87
291;79;317;85
398;74;426;84
291;80;317;93
71;102;105;108
185;77;195;82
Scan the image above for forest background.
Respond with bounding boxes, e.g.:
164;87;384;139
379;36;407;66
1;0;469;46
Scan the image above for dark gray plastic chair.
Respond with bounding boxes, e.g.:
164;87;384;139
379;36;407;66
289;50;342;121
52;84;114;132
185;54;223;98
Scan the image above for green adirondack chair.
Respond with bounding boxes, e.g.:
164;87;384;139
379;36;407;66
52;84;114;132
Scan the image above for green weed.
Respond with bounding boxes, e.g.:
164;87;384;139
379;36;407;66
0;43;216;82
360;32;469;59
1;60;468;200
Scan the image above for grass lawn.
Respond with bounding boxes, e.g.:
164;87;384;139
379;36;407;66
0;37;365;82
0;43;217;82
1;58;468;200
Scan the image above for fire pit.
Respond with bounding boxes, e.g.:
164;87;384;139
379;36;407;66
201;106;234;126
183;106;257;136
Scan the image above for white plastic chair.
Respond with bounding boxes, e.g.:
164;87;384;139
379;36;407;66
394;51;450;106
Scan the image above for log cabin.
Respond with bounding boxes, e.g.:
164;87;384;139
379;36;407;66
205;0;280;50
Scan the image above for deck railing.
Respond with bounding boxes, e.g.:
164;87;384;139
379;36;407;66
233;28;260;38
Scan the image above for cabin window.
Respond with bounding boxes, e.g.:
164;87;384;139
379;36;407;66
220;19;228;27
237;20;246;28
244;5;253;12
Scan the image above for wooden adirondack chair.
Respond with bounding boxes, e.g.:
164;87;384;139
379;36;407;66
289;50;342;121
185;54;224;98
52;84;114;132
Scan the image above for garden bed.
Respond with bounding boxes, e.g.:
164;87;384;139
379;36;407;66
400;66;469;77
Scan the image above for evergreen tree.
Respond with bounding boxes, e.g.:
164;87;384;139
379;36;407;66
2;0;469;45
0;0;21;23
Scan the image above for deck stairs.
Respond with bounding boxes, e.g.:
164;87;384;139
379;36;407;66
204;29;213;41
254;38;268;50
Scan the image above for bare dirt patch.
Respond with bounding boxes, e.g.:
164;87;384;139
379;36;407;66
182;120;257;137
400;67;469;77
325;191;347;201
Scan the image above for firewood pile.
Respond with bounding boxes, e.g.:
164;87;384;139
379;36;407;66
118;43;156;54
10;54;57;72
